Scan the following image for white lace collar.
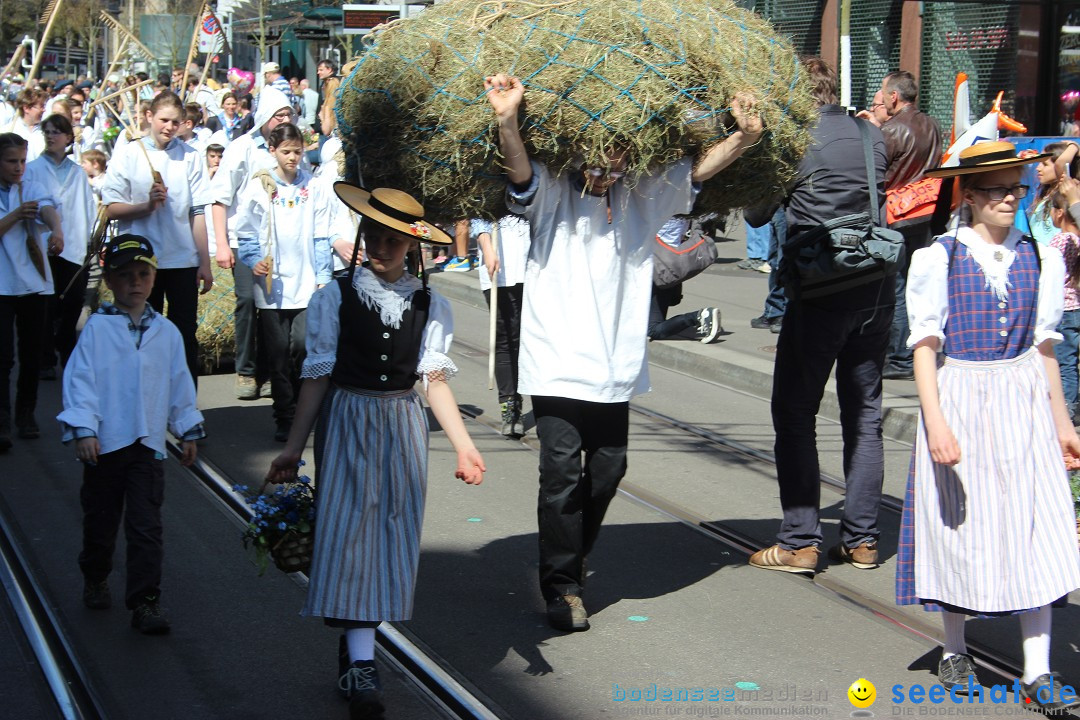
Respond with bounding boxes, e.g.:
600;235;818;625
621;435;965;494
954;226;1024;302
350;265;423;328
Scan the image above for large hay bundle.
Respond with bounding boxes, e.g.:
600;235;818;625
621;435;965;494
337;0;816;220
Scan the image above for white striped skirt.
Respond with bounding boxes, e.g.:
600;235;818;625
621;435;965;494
301;385;428;622
913;348;1080;613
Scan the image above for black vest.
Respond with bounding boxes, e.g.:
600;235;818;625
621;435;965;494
330;275;431;391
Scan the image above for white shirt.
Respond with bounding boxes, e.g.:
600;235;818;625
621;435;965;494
101;137;209;269
471;215;531;291
300;269;458;385
0;180;56;295
25;154;96;265
0;101;14;128
906;227;1065;350
209;133;286;249
11;117;45;161
57;311;203;456
508;159;695;402
234;168;332;310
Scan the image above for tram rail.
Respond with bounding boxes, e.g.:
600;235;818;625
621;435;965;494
0;494;106;720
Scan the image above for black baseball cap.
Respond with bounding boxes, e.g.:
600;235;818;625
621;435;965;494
103;234;157;270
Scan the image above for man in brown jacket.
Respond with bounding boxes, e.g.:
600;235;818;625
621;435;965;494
879;70;942;380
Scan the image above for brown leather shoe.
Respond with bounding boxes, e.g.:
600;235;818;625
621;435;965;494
828;542;879;569
748;544;819;574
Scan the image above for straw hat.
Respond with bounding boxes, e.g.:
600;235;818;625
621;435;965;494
924;141;1051;178
333;183;452;245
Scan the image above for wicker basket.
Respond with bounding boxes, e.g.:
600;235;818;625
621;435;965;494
271;529;313;575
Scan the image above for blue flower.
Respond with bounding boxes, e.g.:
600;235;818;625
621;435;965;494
277;521;288;531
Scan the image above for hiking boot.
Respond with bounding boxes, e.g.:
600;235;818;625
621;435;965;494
131;599;171;635
828;541;879;569
938;653;979;693
83;579;111;610
1020;673;1080;712
748;544;819;574
750;314;780;330
339;659;384;718
259;381;272;399
698;307;722;344
499;396;524;438
512;394;526;438
235;375;258;400
547;594;589;632
15;412;39;439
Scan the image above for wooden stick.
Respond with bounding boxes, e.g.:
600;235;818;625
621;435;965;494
0;44;26;83
98;11;156;60
488;222;500;390
87;76;153;110
27;0;65;85
117;90;163;185
18;183;46;280
178;1;209;103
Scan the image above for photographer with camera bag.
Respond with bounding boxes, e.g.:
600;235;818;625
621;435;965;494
747;58;899;575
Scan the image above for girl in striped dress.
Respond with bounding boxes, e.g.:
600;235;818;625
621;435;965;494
897;141;1080;712
267;184;484;720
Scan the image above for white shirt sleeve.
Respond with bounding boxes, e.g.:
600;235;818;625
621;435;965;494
1035;243;1066;346
905;242;949;349
165;323;204;437
300;281;341;378
416;290;458;386
187;146;211;208
209;140;247;206
101;143;135;206
56;318;101;433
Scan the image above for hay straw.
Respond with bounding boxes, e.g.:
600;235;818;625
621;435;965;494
337;0;815;220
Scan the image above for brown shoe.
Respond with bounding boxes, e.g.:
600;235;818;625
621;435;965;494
748;544;819;574
828;542;879;569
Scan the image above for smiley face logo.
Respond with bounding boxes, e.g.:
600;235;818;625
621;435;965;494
847;678;876;708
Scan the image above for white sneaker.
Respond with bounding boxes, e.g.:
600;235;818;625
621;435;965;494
699;308;722;344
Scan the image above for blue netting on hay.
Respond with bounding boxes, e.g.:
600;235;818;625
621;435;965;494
335;0;813;220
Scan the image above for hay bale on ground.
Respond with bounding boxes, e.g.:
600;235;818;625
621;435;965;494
337;0;816;220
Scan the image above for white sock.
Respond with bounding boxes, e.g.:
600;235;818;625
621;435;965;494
345;627;376;663
942;611;967;659
1020;605;1052;684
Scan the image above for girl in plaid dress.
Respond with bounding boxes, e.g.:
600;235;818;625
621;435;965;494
897;142;1080;711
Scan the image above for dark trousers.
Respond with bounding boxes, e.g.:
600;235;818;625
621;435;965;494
885;221;933;372
78;442;165;609
482;283;523;399
259;307;306;423
231;248;260;379
647;283;700;341
533;396;629;601
148;267;199;386
42;256;87;369
0;294;46;426
770;300;891;549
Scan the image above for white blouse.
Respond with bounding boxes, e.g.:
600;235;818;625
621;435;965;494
906;226;1065;350
299;266;457;386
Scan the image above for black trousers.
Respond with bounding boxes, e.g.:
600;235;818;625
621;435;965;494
533;396;629;601
0;293;46;426
259;307;306;423
648;283;700;340
42;256;87;368
148;267;199;386
78;442;165;609
482;283;523;399
770;299;891;549
231;248;261;379
886;221;933;372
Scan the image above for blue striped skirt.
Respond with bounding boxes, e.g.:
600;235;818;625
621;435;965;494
301;384;428;622
896;349;1080;614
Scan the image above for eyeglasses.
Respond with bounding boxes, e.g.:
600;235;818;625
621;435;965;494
972;184;1029;202
271;109;295;121
586;167;626;181
868;103;884;110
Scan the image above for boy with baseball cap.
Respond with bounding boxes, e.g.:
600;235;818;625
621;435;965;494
57;233;205;634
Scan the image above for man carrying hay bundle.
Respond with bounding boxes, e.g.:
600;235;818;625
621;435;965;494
485;72;764;632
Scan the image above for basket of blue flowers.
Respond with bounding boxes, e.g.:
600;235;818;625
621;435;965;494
235;476;315;575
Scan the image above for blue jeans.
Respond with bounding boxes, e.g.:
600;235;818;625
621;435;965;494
1055;308;1080;413
763;208;788;320
745;220;770;261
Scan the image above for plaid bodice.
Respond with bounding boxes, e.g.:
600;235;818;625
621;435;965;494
941;235;1039;361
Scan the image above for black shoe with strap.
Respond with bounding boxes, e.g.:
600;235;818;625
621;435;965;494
547;594;589;631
